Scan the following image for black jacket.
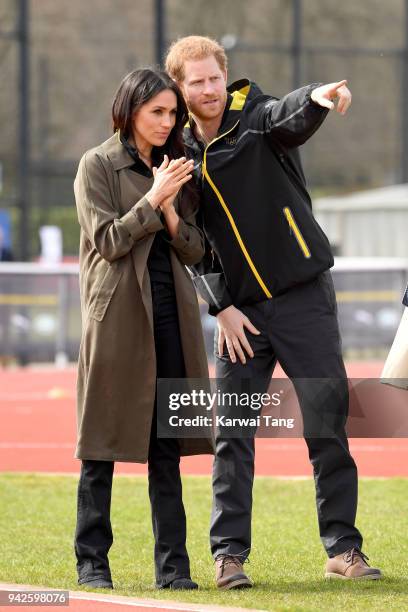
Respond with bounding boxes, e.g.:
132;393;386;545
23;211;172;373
184;79;334;314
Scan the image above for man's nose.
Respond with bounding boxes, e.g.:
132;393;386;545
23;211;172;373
203;80;215;95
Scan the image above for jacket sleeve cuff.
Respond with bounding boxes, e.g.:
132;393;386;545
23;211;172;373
121;196;163;240
208;302;233;316
192;271;233;317
166;218;191;252
306;83;330;112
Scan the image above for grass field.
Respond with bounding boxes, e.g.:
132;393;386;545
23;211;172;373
1;473;408;611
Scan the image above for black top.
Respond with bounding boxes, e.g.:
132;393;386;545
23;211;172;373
121;134;173;284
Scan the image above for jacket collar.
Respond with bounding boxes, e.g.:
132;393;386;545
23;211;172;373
104;131;165;172
184;78;254;146
101;132;137;171
221;79;251;131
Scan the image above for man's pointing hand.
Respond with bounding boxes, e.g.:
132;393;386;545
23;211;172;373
311;80;351;115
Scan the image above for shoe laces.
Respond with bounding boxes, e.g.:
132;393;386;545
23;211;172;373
216;549;250;570
344;548;370;566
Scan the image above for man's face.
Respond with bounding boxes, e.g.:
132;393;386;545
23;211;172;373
179;55;228;122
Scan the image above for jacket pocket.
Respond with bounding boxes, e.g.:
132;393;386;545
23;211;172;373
90;262;123;322
283;207;311;259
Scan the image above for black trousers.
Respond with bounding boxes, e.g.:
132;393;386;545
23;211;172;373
75;281;190;587
211;272;363;559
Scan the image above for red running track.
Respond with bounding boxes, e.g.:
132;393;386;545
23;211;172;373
1;363;408;477
0;583;261;612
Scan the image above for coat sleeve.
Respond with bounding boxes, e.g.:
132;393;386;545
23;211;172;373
74;150;164;263
189;212;233;316
164;200;206;266
248;83;329;149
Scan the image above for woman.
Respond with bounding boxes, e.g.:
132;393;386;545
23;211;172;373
381;282;408;388
73;69;212;591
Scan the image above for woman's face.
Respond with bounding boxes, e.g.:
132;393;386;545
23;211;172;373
132;89;178;149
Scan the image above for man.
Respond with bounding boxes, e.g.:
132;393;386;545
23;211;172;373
165;36;382;587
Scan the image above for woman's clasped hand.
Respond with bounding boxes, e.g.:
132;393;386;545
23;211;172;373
147;155;195;210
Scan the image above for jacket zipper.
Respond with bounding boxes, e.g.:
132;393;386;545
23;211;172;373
283;207;311;259
202;122;273;299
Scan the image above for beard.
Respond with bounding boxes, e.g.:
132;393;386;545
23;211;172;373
188;94;227;122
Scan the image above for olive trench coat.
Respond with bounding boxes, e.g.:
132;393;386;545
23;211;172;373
74;133;213;462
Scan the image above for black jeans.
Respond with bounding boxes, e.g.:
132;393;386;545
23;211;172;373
211;272;363;559
75;281;190;587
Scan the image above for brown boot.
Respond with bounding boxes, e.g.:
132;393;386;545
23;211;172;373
325;548;382;580
215;554;253;590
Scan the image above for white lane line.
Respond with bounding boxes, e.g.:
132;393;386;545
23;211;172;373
69;592;205;610
0;390;74;401
70;589;266;611
0;443;74;449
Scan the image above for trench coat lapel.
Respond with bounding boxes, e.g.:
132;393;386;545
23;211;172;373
132;236;155;331
116;166;157;331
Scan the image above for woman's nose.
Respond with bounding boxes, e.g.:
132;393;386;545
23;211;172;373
161;115;173;128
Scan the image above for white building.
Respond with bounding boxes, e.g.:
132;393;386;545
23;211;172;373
314;184;408;257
